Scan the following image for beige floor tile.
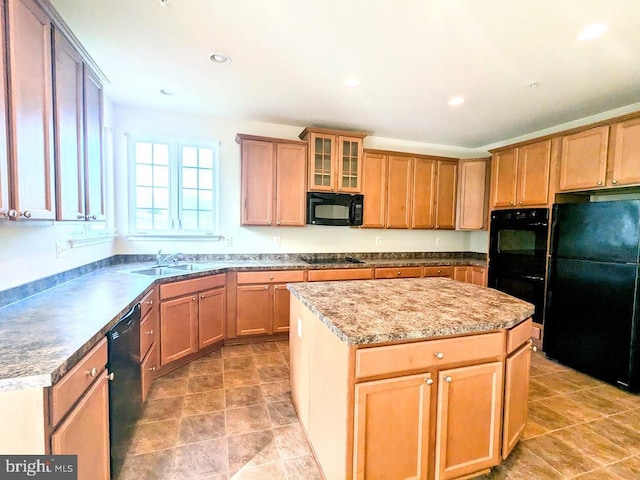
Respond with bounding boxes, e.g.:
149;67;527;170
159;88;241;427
267;401;298;427
181;389;226;416
493;443;563;479
552;423;630;466
250;342;281;354
147;376;188;399
252;352;286;367
225;385;265;408
224;369;260;389
583;417;640;455
128;418;180;455
225;404;271;436
189;358;223;375
257;365;289;383
177;411;226;445
230;461;286;480
224;356;256;372
222;344;254;358
187;373;224;393
522;432;600;477
227;429;279;475
171;438;228;478
526;401;575;432
116;450;174;480
573;469;625;480
261;380;291;403
273;424;312;459
538;394;604;423
282;454;323;480
138;396;184;424
607;456;640;478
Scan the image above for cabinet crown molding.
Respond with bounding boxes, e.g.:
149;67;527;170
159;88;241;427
298;127;368;140
235;133;307;146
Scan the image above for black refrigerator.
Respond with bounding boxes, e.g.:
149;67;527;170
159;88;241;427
545;200;640;392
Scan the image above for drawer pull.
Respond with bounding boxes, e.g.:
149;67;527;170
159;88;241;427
149;366;156;372
435;352;444;360
397;271;402;276
201;294;205;299
87;367;97;377
108;372;115;381
444;376;452;383
147;300;153;306
425;378;433;386
147;330;154;335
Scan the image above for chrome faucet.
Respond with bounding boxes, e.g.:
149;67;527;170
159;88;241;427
155;250;183;266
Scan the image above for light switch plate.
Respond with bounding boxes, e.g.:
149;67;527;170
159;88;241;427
56;242;68;258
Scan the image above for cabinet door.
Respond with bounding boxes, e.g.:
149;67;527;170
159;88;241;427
423;266;454;278
435;362;503;480
611;118;640;186
308;133;335;191
83;67;105;221
53;30;85;221
273;284;291;333
337;136;362;192
456;159;487;230
236;284;273;335
502;342;532;459
353;374;432;480
490;149;517;208
6;0;55;220
517;140;551;206
470;266;486;286
453;266;469;282
435;161;457;229
51;372;110;480
160;295;198;365
241;139;275;225
275;142;306;226
411;157;436;228
0;3;9;218
361;152;387;228
199;287;226;349
559;126;609;191
141;341;159;403
386;155;412;228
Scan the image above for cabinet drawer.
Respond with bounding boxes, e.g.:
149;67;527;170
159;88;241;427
507;318;533;355
423;266;454;278
50;338;108;427
374;267;422;279
141;342;159;403
236;270;305;285
160;273;226;300
139;288;156;320
355;332;504;379
307;268;373;282
140;308;158;360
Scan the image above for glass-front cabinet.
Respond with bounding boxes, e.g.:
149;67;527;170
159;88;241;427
300;128;366;192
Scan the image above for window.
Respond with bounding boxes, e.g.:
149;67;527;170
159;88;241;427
128;135;219;235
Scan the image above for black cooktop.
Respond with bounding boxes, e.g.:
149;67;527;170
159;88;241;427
300;256;365;265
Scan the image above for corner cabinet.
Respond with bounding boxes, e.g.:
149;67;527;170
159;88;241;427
490;140;551;208
4;0;55;220
237;134;307;226
299;127;366;193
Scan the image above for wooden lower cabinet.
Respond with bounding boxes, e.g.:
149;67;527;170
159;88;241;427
435;362;503;480
423;266;454;278
141;342;159;403
353;373;432;480
374;266;422;279
160;294;198;365
199;286;226;348
51;371;110;480
502;342;532;459
454;265;486;286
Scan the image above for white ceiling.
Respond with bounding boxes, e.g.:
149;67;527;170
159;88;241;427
49;0;640;149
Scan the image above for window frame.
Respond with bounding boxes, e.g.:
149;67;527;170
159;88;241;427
127;134;220;237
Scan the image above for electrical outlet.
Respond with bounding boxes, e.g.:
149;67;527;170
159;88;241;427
56;242;68;258
436;237;441;246
375;236;382;246
273;236;281;246
224;236;232;247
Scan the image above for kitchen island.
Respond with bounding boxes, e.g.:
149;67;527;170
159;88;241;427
287;277;534;480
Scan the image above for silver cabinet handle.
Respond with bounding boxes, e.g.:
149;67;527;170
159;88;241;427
149;366;156;372
21;210;32;218
108;372;115;381
445;376;452;383
147;330;154;335
612;180;618;185
425;378;434;386
147;300;153;306
597;181;603;186
397;271;402;276
87;367;97;377
435;352;444;360
201;294;205;299
7;209;18;219
86;214;97;220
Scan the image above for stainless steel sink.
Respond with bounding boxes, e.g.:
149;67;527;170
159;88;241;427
170;263;210;271
129;266;177;276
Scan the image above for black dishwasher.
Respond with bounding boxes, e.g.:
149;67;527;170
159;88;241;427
107;303;142;479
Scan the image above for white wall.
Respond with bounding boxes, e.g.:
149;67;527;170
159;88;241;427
113;105;488;256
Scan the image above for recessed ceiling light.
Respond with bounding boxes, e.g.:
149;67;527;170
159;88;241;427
158;0;169;6
344;77;361;88
448;96;465;106
576;24;608;41
209;53;231;64
529;81;541;88
159;88;175;96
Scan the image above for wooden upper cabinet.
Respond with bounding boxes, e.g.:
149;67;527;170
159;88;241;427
611;117;640;187
490;149;517;208
411;157;436;229
0;3;8;218
559;126;609;191
83;67;105;221
240;138;275;225
299;127;366;193
386;154;412;228
6;0;55;220
53;29;85;221
456;158;488;230
491;140;551;209
435;160;457;229
238;134;306;226
361;152;387;228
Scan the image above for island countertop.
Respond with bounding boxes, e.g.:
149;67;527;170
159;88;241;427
287;277;534;345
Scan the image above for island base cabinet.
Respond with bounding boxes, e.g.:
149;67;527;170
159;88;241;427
435;362;503;480
50;372;110;480
502;341;532;459
353;374;432;480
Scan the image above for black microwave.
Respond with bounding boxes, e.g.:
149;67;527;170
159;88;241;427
306;192;364;226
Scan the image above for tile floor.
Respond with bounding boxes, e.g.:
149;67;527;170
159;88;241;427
117;340;640;480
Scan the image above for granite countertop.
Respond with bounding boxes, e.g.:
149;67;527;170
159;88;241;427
287;277;534;345
0;254;486;392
